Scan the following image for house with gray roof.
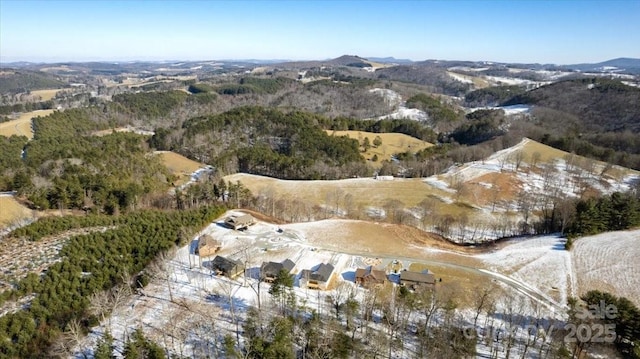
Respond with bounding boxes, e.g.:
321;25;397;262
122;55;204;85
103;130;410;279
210;255;243;278
399;269;436;291
260;259;295;283
299;263;334;290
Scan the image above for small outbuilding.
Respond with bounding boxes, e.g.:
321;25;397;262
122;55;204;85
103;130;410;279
260;259;295;283
300;263;334;290
224;214;255;230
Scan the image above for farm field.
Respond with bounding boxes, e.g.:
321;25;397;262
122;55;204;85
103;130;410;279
225;173;456;211
0;109;55;139
155;151;207;186
325;130;433;165
226;138;639;243
0;195;33;230
29;89;63;101
446;71;491;88
572;229;640;306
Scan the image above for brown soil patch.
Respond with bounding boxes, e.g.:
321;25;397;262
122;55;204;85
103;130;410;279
237;209;288;225
292;220;484;257
408;262;503;307
464;172;521;206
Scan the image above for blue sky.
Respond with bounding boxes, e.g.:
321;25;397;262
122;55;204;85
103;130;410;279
1;0;638;64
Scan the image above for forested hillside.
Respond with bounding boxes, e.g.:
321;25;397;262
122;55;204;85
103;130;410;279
372;65;470;96
0;206;226;357
505;79;640;170
504;78;640;132
156;106;368;179
0;109;172;213
0;71;66;94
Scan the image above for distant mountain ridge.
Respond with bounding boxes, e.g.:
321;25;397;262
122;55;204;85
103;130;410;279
564;57;640;73
3;56;639;72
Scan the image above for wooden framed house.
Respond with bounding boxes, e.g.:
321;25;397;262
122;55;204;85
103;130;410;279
260;259;295;283
299;263;334;290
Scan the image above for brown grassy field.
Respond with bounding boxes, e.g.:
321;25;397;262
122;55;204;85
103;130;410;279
446;71;491;88
325;130;433;166
226;173;455;208
0;196;34;229
30;89;63;101
155;151;204;185
0;109;55;139
520;138;638;180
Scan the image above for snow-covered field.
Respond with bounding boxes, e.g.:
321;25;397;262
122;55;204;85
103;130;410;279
479;235;574;308
572;229;640;305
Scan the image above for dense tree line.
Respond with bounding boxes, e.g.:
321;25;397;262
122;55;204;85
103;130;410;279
504;78;640;132
534;130;640;171
0;135;28;190
157;106;369;179
464;85;527;107
565;192;640;240
1;109;173;213
323;116;438;143
568;290;640;358
0;71;66;94
111;90;188;118
0;100;55;115
10;214;119;241
581;290;640;358
449;109;506;145
372;65;470;96
405;93;464;126
0;206;226;358
216;77;294;95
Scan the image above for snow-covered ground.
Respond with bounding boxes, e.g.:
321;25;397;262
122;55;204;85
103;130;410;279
72;211;588;358
479;235;574;309
366;88;429;122
572;229;640;305
447;71;475;84
469;104;531;116
177;166;215;191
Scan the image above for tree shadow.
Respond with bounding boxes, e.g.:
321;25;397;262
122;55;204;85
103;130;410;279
245;266;261;280
342;270;356;282
551;237;567;251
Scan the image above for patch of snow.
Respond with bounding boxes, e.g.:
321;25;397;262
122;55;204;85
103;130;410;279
446;71;474;84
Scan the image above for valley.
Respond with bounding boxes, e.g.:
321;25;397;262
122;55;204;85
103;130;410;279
1;55;639;359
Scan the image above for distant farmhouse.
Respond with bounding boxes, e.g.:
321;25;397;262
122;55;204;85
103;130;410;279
224;214;256;230
355;266;387;288
260;259;295;283
196;234;221;257
399;269;436;291
300;263;334;290
210;255;243;278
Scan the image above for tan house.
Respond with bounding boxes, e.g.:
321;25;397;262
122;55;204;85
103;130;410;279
197;234;221;257
355;266;387;288
300;263;334;290
399;270;436;291
224;214;255;230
